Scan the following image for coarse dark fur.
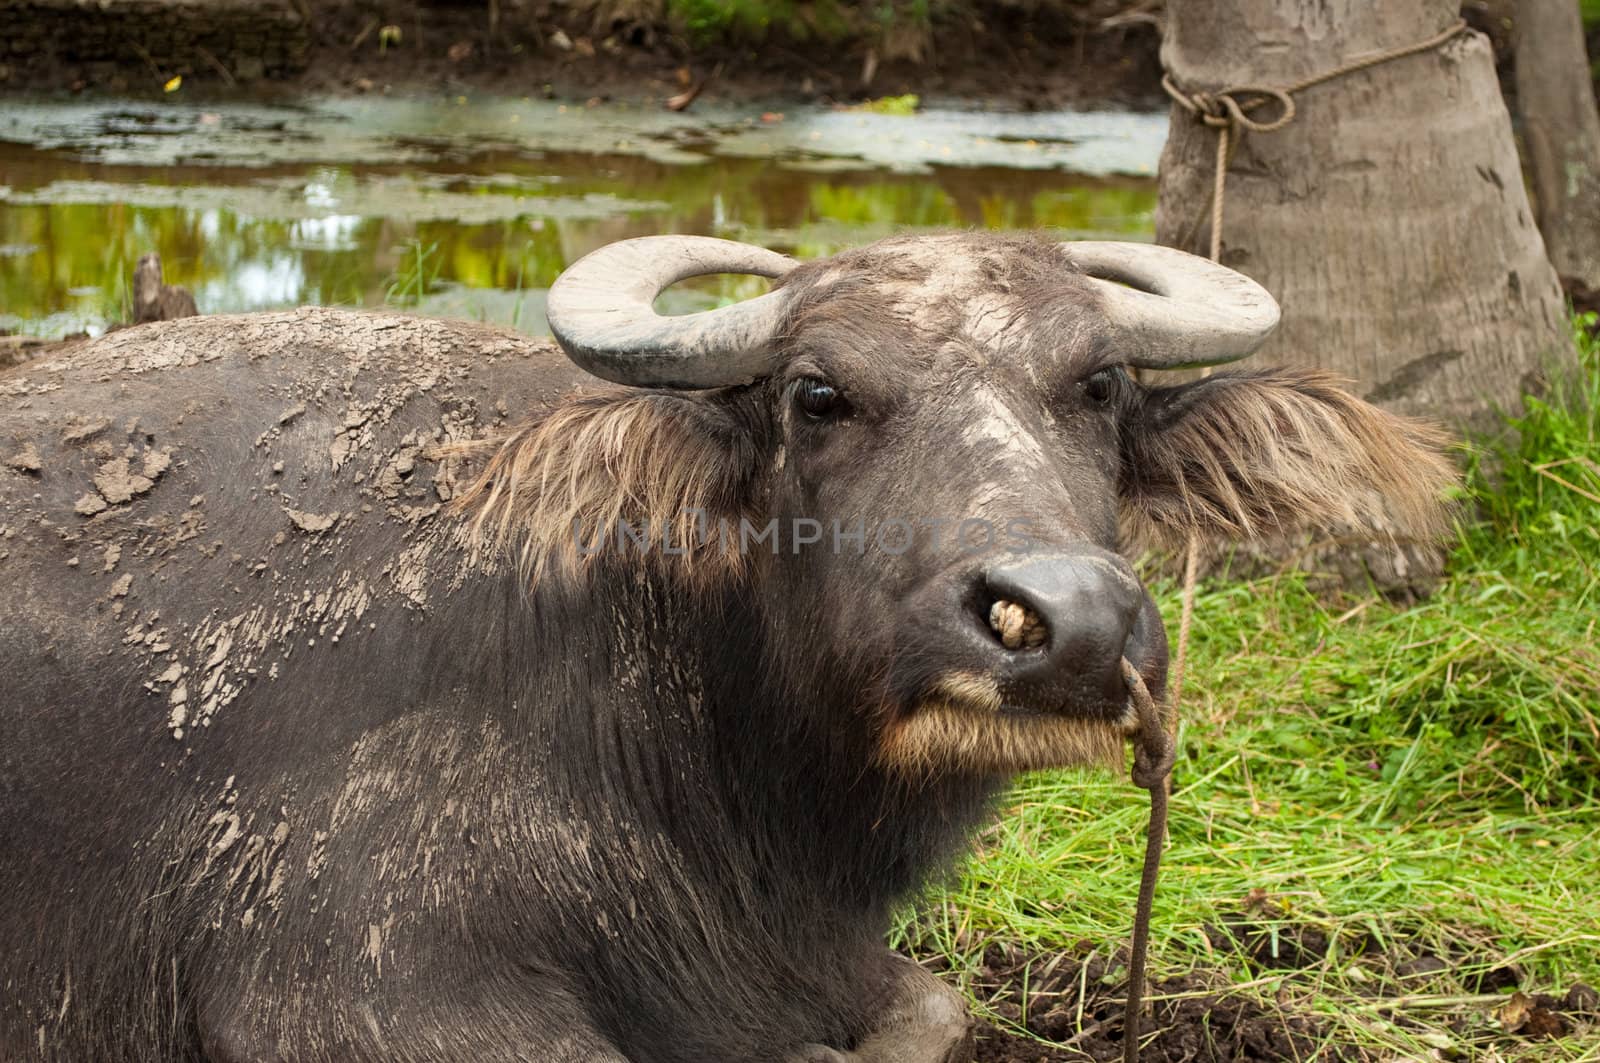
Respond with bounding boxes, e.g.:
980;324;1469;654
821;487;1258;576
0;233;1454;1062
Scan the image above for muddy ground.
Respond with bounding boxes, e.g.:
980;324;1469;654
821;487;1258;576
3;1;1594;127
300;2;1167;109
0;0;1164;108
948;936;1598;1062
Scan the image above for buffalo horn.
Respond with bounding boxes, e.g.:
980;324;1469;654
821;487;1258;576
1061;242;1280;369
546;235;796;389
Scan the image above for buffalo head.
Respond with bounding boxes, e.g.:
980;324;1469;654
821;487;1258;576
459;233;1452;778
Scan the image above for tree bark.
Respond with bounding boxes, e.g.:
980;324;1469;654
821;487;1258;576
1515;0;1600;291
1156;0;1577;433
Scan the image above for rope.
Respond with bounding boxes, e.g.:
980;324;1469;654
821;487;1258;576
1119;661;1174;1063
1120;20;1468;1063
1166;530;1202;714
1161;19;1468;271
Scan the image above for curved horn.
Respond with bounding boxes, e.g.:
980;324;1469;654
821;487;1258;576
1061;242;1280;369
546;235;796;389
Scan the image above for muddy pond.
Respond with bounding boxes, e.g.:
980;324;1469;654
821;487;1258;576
0;94;1164;339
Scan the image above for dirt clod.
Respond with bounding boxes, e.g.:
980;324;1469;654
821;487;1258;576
1208;917;1330;972
75;492;108;516
62;418;110;444
1563;983;1599;1016
286;508;338;534
1394;954;1450;980
4;442;42;473
142;447;173;480
93;457;155;504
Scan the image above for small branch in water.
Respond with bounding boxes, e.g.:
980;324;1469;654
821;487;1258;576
665;63;721;112
350;18;379;50
860;48;879;88
126;41;167;85
195;46;238;88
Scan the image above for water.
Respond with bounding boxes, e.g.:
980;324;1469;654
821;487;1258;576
0;94;1164;340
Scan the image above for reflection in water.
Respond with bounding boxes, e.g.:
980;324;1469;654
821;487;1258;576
1;103;1158;339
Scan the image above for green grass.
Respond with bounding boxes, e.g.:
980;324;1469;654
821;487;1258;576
847;93;921;115
384;237;441;307
904;316;1600;1059
665;0;934;50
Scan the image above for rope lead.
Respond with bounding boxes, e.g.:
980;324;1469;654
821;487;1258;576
1120;661;1175;1063
1121;19;1469;1062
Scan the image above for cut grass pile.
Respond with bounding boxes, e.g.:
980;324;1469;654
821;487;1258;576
903;316;1600;1059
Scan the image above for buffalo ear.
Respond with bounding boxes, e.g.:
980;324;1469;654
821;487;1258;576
452;389;760;584
1118;369;1458;552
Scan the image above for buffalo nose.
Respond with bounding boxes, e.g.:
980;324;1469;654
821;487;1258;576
980;548;1159;712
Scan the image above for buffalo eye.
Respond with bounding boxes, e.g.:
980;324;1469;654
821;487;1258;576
1082;367;1123;406
792;376;845;420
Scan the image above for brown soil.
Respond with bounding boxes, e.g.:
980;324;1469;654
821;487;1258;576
923;933;1599;1062
953;943;1341;1063
309;2;1166;109
7;0;1598;116
0;0;1165;110
8;1;1592;121
1566;276;1600;326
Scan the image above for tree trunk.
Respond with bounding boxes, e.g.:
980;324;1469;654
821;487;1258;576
1156;0;1576;434
1515;0;1600;291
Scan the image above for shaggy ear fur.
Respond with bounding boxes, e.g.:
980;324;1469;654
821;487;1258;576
1119;369;1457;551
451;389;760;585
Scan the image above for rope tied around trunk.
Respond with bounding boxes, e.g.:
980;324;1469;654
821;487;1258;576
1120;19;1468;1061
1161;18;1468;262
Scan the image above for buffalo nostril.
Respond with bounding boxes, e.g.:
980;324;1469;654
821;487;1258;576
987;598;1048;651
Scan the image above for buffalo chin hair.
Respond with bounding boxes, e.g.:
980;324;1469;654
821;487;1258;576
877;700;1129;779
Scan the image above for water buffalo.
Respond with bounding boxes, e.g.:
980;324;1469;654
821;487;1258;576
0;233;1452;1061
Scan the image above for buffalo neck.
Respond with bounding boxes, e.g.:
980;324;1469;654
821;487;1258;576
510;558;999;927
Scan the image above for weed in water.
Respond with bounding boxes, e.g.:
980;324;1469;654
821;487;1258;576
849;93;921;115
383;238;441;308
509;255;527;333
